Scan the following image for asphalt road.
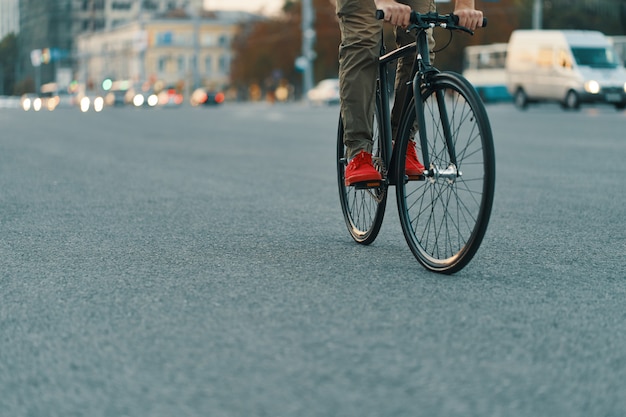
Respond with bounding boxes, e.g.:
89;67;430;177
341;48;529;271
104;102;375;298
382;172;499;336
1;101;625;417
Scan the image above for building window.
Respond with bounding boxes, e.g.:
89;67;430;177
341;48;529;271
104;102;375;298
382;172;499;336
218;34;229;48
201;34;216;47
205;56;213;74
112;2;132;10
158;56;167;72
142;0;158;10
219;54;230;74
156;32;173;46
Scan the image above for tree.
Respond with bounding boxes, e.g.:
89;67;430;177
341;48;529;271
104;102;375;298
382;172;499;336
0;33;18;95
540;0;624;34
229;0;340;99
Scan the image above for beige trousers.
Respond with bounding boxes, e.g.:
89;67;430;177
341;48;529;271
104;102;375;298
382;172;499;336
336;0;435;159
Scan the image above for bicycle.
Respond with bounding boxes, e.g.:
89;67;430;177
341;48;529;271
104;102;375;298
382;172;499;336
337;10;496;274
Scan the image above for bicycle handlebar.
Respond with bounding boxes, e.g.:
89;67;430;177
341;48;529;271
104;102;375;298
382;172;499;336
375;10;487;34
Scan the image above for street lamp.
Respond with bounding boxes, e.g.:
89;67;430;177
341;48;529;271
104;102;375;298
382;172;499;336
533;0;542;29
301;0;315;99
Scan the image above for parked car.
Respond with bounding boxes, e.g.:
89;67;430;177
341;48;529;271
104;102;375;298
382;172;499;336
190;88;225;106
158;86;184;107
307;78;340;105
105;89;129;107
20;94;41;111
78;94;105;112
129;86;158;108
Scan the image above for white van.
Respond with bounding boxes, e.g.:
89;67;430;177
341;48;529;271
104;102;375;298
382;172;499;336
505;30;626;110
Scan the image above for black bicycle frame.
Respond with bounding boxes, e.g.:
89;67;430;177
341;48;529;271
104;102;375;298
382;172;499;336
412;28;459;171
377;41;417;184
376;27;460;178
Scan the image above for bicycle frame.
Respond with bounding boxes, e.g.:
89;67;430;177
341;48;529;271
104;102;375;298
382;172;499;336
338;11;494;272
376;26;460;184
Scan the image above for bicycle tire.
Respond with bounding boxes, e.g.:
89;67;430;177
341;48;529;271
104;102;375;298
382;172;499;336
336;104;388;245
395;71;495;274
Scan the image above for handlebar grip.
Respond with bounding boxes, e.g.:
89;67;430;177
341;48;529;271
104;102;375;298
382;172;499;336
377;10;487;28
451;13;488;28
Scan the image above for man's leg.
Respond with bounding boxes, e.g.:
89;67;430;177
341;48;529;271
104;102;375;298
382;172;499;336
390;0;436;140
337;0;381;160
389;0;435;176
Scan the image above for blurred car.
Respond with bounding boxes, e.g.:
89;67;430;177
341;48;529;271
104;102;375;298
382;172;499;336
78;94;105;112
190;88;225;106
157;86;184;107
134;91;159;108
20;94;40;111
53;91;79;109
129;88;159;108
105;89;129;107
307;78;340;105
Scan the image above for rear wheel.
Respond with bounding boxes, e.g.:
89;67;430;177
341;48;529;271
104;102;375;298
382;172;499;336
337;106;388;245
395;72;496;274
514;88;528;110
563;90;580;110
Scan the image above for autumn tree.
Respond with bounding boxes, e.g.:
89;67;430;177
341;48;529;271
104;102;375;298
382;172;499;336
230;0;340;99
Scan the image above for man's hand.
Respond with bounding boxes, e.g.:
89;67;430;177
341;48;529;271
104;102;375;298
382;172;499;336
454;0;483;30
374;0;411;27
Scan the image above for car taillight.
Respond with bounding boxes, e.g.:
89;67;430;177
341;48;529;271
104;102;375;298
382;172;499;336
215;92;225;104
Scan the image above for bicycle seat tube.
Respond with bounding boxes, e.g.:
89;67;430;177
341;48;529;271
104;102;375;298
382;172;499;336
377;29;393;171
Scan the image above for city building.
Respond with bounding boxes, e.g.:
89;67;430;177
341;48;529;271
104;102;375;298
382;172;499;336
76;10;258;95
16;0;206;91
0;0;19;39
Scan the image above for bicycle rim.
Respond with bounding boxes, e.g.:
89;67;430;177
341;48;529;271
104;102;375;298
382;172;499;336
337;111;388;245
396;72;495;273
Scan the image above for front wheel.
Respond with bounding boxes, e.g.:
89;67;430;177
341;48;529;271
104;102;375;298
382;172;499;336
395;72;496;274
563;90;580;110
337;111;388;245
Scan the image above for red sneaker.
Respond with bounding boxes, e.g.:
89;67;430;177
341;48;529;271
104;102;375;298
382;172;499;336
405;140;425;177
344;150;382;186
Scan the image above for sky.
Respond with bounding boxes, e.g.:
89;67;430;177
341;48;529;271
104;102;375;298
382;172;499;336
203;0;285;15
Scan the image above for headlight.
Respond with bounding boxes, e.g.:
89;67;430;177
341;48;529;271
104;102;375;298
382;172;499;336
584;80;600;94
623;82;626;93
80;96;90;112
147;94;158;107
33;98;42;111
93;97;104;112
133;94;145;107
22;98;31;111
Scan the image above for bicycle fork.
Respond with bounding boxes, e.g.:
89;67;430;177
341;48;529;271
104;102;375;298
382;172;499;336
412;31;460;183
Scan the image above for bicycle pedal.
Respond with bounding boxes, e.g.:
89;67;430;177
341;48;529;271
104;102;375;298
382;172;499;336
351;180;383;189
405;174;426;182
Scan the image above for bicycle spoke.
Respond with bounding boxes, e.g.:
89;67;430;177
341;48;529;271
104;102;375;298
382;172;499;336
397;73;495;273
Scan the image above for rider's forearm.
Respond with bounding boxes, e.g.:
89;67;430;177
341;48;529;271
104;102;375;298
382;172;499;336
453;0;483;29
